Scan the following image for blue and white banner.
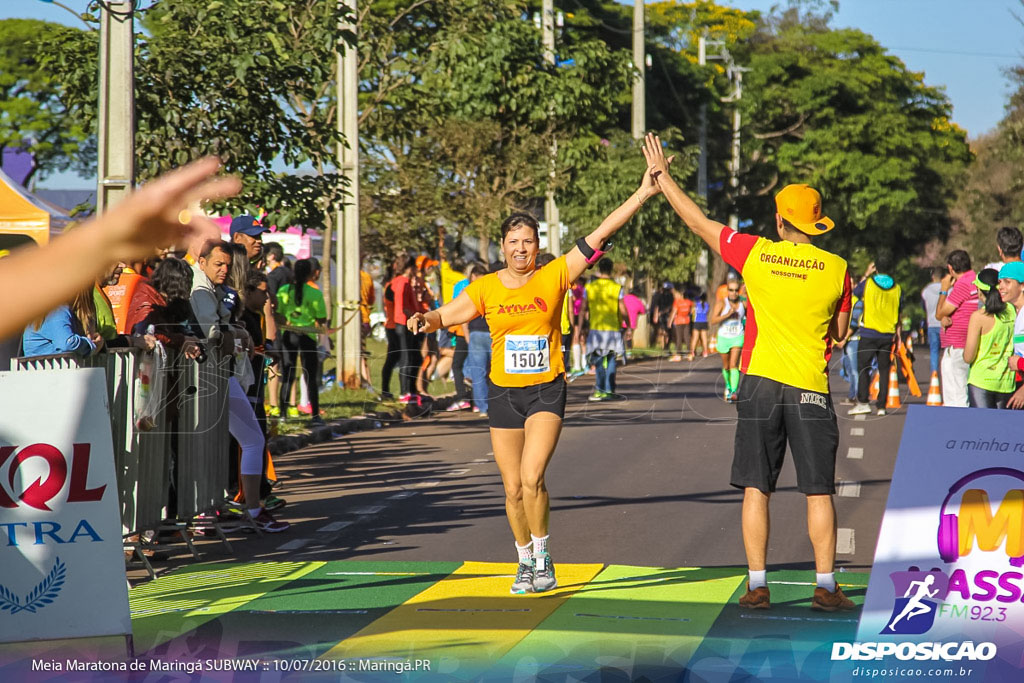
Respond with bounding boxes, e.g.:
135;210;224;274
0;368;131;643
858;405;1024;680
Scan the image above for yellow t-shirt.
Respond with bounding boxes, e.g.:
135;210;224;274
721;228;851;393
440;261;465;304
463;256;570;387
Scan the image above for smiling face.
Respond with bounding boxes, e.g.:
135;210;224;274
998;277;1024;304
502;224;539;274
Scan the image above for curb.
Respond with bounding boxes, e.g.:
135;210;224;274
267;410;403;456
265;354;667;458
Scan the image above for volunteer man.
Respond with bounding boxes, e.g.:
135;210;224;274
643;133;855;612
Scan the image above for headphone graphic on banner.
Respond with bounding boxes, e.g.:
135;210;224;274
937;467;1024;567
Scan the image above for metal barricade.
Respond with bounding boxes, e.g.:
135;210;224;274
175;351;230;519
9;346;231;538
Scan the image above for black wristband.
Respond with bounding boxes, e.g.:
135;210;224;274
576;237;596;259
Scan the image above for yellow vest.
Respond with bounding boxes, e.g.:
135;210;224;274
585;278;622;331
861;278;901;334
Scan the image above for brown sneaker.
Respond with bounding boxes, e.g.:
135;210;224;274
811;585;856;611
738;583;770;609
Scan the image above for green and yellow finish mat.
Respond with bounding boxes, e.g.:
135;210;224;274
2;561;869;681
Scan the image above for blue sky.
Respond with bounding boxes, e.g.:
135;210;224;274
7;0;1024;188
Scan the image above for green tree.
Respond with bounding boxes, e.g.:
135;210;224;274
560;130;703;284
0;19;92;186
359;1;632;259
738;15;972;265
39;1;353;229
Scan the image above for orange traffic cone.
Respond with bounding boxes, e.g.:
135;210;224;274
868;371;880;401
709;336;717;353
885;365;901;410
926;371;943;406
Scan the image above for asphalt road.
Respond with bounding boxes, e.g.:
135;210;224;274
174;348;931;578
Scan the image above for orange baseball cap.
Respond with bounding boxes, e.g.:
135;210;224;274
774;184;835;235
416;254;439;270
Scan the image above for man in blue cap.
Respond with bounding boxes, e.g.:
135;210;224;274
230;214;268;264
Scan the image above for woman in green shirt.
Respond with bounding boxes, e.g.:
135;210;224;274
276;258;327;422
965;268;1017;409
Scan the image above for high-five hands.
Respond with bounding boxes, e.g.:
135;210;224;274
642;133;674;189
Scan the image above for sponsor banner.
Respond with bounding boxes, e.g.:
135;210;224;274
859;405;1024;679
0;369;131;643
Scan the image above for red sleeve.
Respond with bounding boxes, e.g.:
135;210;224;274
719;228;760;273
839;270;853;312
1016;356;1024;373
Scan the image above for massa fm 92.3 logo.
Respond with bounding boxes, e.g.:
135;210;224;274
883;467;1024;636
496;298;549;316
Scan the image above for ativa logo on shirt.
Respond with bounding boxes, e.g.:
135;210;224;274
497;298;549;316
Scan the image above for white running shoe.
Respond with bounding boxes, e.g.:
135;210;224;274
847;403;871;416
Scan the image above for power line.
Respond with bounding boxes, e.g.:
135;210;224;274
888;46;1020;60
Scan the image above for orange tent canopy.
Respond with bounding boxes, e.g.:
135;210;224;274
0;169;71;246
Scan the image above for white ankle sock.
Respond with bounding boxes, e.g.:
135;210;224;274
816;572;837;592
748;570;767;589
515;541;532;563
531;534;549;555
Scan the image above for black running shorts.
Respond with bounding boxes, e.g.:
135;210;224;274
488;377;568;429
731;374;839;495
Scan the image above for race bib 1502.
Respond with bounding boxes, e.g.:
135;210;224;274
505;335;550;375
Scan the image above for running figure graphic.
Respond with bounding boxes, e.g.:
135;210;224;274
887;574;939;632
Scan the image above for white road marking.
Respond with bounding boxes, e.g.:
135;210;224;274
850;427;865;437
448;469;470;476
389;491;415;500
836;481;861;498
853;414;866;421
351;505;385;515
473;458;490;463
278;538;313;551
416;481;440;487
846;447;864;460
317;520;352;532
837;528;855;554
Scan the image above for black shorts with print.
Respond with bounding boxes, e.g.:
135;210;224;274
731;374;839;495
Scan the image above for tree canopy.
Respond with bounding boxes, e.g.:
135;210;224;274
0;18;92;186
28;0;974;289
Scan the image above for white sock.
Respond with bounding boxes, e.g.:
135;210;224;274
515;541;532;564
248;507;262;518
748;569;767;590
572;345;582;371
817;572;837;592
531;534;549;555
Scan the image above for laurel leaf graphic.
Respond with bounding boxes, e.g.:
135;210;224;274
6;557;66;615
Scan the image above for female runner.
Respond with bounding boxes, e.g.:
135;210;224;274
710;280;745;402
408;146;669;594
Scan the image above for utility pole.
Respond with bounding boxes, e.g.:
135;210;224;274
541;0;561;255
694;34;710;289
722;68;747;233
695;34;738;290
336;0;362;389
96;1;134;214
631;0;645;139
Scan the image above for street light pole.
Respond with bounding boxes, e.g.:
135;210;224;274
632;0;645;139
96;1;134;214
541;0;560;255
336;0;362;389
